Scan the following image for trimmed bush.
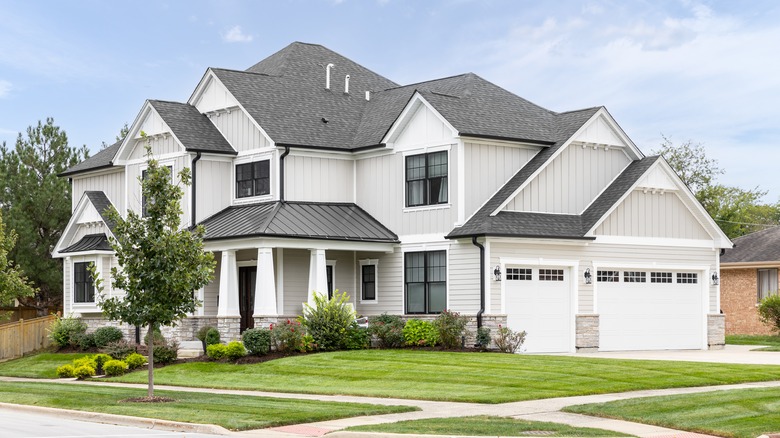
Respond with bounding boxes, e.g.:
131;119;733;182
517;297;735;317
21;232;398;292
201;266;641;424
476;327;492;350
300;290;355;351
225;341;247;361
152;340;179;365
205;327;220;346
344;323;370;350
271;319;306;353
759;295;780;333
125;353;146;370
206;343;227;360
103;360;129;377
242;328;272;356
102;340;136;360
367;314;405;349
74;332;96;351
56;364;75;378
92;353;112;374
93;326;124;348
434;310;469;350
72;356;97;370
197;325;219;352
73;364;95;380
48;315;87;349
494;325;526;354
403;319;438;347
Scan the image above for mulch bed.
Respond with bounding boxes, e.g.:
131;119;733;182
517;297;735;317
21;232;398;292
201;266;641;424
120;396;176;403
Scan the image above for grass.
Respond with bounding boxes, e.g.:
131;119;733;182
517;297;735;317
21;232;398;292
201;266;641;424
347;415;631;436
564;387;780;438
0;352;91;378
101;349;780;403
0;381;416;431
726;334;780;351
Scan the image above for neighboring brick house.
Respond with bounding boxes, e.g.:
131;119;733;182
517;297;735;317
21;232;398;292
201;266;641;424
721;227;780;335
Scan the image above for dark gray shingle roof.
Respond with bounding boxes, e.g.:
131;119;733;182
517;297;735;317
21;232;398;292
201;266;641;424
149;100;236;155
722;227;780;264
200;201;398;243
61;233;112;253
85;191;117;232
60;141;122;176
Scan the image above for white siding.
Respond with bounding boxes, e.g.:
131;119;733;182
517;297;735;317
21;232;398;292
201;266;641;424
463;142;539;219
327;250;356;299
208;110;270;152
193;75;240;114
63;258;71;314
285;155;353;202
126;155;191;225
128;134;182;160
72;171;124;212
203;255;220;316
355;249;403;316
505;144;631;214
282;249;309;315
448;241;480;313
72;223;108;243
394;104;453;149
195;159;231;222
595;190;711;239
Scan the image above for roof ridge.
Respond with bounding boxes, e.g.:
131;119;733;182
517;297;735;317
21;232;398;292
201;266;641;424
555;105;603;116
380;73;473;92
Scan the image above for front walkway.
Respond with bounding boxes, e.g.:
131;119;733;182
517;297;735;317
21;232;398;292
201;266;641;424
563;344;780;365
5;376;780;437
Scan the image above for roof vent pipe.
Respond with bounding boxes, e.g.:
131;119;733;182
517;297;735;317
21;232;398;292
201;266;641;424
344;75;350;94
365;91;370;101
325;63;335;89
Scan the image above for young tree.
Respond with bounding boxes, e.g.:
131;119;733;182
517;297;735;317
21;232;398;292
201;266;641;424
0;118;88;314
96;143;214;398
0;210;36;319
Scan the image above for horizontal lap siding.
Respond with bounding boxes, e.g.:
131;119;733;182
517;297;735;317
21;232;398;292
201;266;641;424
203;256;220;316
72;171;124;212
356;249;403;315
448;241;480;313
327;250;356;300
283;249;309;315
285;155;353;203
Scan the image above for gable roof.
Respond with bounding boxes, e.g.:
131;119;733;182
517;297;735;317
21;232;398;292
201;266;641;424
84;191;117;232
199;201;398;243
148;100;236;155
60;140;121;177
722;227;780;264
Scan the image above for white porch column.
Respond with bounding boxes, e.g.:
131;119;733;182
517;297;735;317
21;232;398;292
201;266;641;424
217;250;240;316
253;247;277;316
307;249;327;306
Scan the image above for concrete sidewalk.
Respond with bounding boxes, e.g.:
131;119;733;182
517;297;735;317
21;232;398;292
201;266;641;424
564;344;780;365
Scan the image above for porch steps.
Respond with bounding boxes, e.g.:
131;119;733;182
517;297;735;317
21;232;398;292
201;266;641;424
178;340;203;358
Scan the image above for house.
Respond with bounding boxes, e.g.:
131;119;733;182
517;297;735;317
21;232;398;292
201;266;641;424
720;227;780;335
52;42;732;352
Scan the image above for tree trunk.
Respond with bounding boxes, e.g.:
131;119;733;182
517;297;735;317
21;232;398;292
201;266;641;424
147;325;154;398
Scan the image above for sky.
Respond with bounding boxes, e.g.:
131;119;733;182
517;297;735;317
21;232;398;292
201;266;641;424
0;0;778;201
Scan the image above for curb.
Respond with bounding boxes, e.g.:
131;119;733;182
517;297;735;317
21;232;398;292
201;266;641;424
0;402;231;435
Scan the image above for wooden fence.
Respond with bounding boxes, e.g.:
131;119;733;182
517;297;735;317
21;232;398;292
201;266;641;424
0;314;56;361
0;306;58;324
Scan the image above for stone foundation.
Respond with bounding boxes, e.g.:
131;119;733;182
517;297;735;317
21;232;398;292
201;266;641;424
81;316;219;344
576;314;599;352
708;313;726;350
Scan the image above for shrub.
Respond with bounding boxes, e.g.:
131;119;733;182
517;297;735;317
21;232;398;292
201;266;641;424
152;340;179;365
56;364;75;378
434;310;469;350
125;353;146;370
207;343;227;360
102;340;137;360
73;364;95;380
72;356;97;370
300;290;355;351
271;319;306;353
403;319;438;347
92;353;112;374
103;360;129;377
476;327;492;350
225;341;247;361
367;314;405;349
759;295;780;332
93;326;124;348
144;326;165;346
242;328;272;356
205;327;221;346
73;332;96;351
344;323;370;350
494;325;527;353
48;315;87;349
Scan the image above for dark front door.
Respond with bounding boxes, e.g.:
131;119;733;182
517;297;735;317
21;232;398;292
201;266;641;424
239;266;256;332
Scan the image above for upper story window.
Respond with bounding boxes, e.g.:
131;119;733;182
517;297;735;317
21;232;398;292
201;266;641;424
142;166;172;217
73;262;95;303
758;269;778;302
406;151;447;207
236;160;270;198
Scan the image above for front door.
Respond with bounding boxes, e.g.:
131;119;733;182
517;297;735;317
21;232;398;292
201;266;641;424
239;266;256;332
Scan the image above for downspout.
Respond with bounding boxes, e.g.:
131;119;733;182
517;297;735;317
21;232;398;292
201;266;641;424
471;236;485;329
279;145;291;202
191;152;201;227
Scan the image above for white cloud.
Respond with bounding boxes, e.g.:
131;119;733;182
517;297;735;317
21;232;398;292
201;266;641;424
222;25;253;43
0;80;11;98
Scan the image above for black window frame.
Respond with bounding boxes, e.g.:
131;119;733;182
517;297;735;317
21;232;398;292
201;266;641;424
405;151;448;207
404;250;447;314
73;262;95;304
235;160;270;199
361;264;376;301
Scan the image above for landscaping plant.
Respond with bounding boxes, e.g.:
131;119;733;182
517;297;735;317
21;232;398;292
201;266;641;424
494;325;526;353
475;327;491;350
758;295;780;332
73;332;96;351
73;364;95;380
103;359;129;377
367;314;405;348
403;319;438;347
48;315;87;349
434;310;468;349
207;343;227;360
344;322;370;350
102;340;136;360
152;339;179;365
92;353;112;374
300;290;355;351
125;353;146;370
55;364;75;378
271;319;307;353
197;325;220;352
225;341;247;361
92;326;124;348
242;328;272;356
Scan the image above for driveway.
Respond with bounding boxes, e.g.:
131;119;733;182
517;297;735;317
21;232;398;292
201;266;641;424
564;344;780;365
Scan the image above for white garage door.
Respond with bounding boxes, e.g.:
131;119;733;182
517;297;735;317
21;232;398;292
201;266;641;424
505;266;572;353
598;270;704;351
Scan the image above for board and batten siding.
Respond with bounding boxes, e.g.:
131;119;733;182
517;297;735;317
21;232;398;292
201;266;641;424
128;135;182;160
285;155;353;203
463;142;540;219
195;159;232;222
488;241;719;315
72;223;108;243
595;190;711;239
208;109;270;152
72;171;124;212
355;249;403;315
393;104;454;147
193;75;240;114
504;144;631;214
126;155;191;226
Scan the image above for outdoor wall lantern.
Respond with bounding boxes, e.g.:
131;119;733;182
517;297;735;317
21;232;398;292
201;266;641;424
711;272;720;286
493;265;502;282
583;268;592;285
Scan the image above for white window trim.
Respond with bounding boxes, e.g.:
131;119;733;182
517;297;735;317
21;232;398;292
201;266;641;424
71;255;99;308
232;151;275;205
359;259;379;304
402;145;452;212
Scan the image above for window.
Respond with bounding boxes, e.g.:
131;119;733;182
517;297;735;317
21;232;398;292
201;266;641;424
73;262;95;303
405;151;448;207
758;269;778;302
405;251;446;314
597;270;619;282
506;268;532;281
539;269;564;281
361;264;376;301
624;271;647;283
141;166;172;217
677;272;698;284
326;264;334;299
236;160;270;198
651;272;673;283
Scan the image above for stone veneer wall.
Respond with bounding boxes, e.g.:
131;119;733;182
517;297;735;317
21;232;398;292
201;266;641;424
81;316;219;343
707;314;726;350
575;314;599;352
721;268;777;335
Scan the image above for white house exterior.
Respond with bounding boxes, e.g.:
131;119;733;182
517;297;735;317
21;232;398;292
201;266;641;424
53;42;732;352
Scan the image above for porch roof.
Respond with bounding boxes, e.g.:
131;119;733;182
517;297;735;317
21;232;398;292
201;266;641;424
61;233;112;253
198;201;399;243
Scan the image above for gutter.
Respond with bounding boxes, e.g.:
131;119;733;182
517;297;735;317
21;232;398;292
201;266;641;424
191;152;202;227
471;236;485;329
279;145;291;202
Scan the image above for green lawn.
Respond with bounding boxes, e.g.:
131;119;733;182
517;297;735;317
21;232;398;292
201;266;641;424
727;335;780;351
346;415;631;437
104;349;780;403
0;353;91;378
0;381;415;431
564;387;780;438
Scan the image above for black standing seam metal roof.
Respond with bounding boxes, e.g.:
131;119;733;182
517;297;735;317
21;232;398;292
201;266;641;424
721;226;780;264
61;234;112;253
199;201;399;243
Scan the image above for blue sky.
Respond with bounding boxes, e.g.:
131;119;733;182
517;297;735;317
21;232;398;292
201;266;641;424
1;0;778;201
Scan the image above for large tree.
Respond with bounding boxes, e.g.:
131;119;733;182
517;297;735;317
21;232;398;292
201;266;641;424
96;143;214;398
0;210;36;319
655;136;780;239
0;118;88;313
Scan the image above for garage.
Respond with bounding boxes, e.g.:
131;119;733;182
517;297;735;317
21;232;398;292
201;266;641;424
597;269;704;351
505;266;573;353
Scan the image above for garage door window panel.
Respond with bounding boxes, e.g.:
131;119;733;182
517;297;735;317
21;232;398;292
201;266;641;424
506;268;531;281
405;250;446;314
677;273;698;284
624;271;647;283
597;270;619;282
651;272;672;283
539;269;564;281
